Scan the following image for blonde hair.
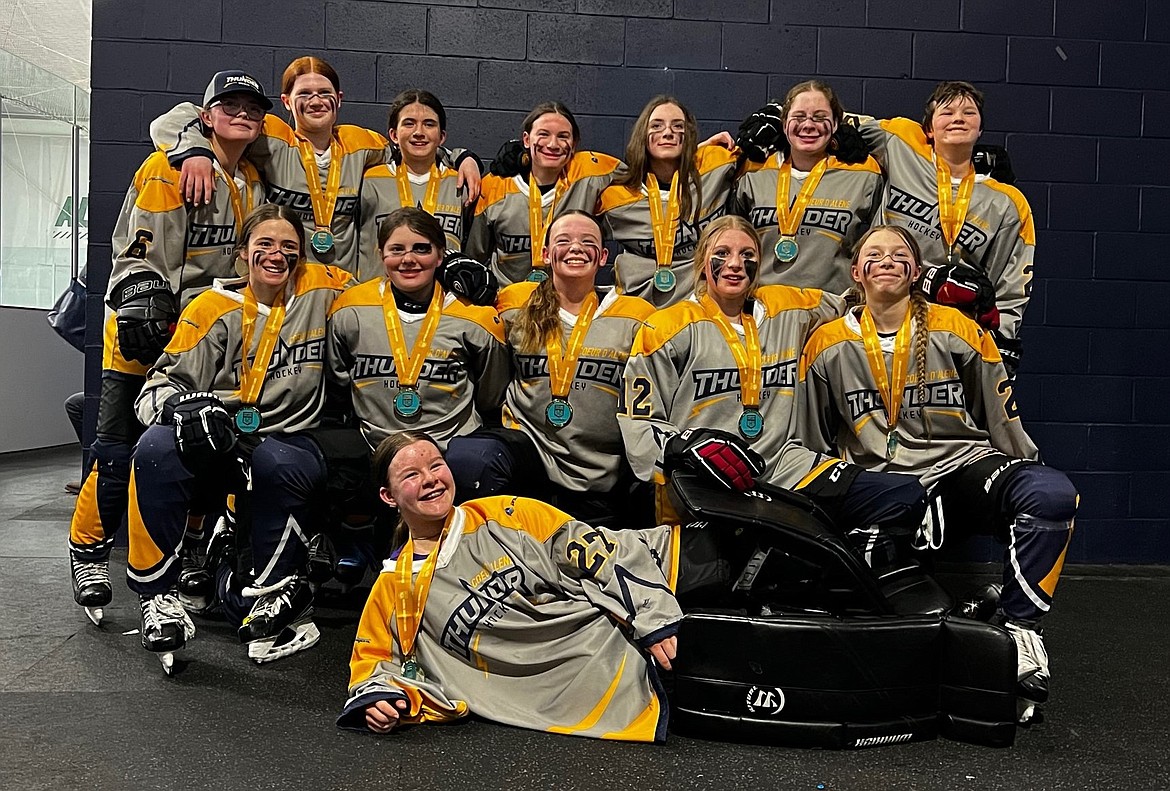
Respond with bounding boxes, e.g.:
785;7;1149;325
691;215;762;302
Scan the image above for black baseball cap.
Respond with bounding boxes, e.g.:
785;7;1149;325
203;70;273;111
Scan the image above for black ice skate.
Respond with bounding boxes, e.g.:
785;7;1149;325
140;592;196;675
71;556;112;626
239;575;319;664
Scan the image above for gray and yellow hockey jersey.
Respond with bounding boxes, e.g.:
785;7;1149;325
465;150;623;286
338;497;683;742
856;117;1035;340
135;264;353;432
150;105;388;273
326;280;510;450
733;153;884;293
110;151;266;305
797;303;1039;488
357;162;466;281
619;286;842;490
496;283;655;493
597;146;739;309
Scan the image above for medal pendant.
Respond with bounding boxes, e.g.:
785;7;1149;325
402;658;424;681
652;267;676;293
545;398;573;429
774;237;799;264
234;406;262;434
526;268;549;283
886;431;898;458
310;229;335;254
394;387;422;419
738;408;763;440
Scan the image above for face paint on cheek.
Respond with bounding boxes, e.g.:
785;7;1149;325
251;250;267;269
282;252;299;270
294;93;337;117
708;254;728;281
743;256;759;281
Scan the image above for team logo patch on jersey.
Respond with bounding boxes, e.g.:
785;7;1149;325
884;187;989;250
844;379;966;422
692;359;797;400
440;565;528;661
749;206;854;237
187;223;236;248
515;355;625;388
350;354;464;384
267;185;358;218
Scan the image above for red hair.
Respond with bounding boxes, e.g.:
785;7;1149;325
280;56;340;96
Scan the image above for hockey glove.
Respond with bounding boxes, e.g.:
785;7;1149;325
162;391;237;463
919;263;997;317
736;102;786;164
990;330;1022;378
489;139;528;178
109;271;180;365
437;252;499;306
830;121;870;164
973;144;1016;185
664;428;765;493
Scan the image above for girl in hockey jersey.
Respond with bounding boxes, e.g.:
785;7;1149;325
619;215;925;537
148;56;482;273
339;431;682;742
598;96;739;309
733;80;884;293
465;101;622;286
128;204;353;671
797;225;1077;723
449;211;656;526
357;90;471;281
851;81;1035;375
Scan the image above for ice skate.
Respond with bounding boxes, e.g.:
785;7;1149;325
140;592;196;675
71;556;112;626
239;575;319;663
1004;620;1049;724
176;516;235;615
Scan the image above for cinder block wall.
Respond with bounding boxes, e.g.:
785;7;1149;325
88;0;1170;562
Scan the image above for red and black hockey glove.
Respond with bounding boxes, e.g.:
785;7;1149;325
664;428;765;493
919;263;997;318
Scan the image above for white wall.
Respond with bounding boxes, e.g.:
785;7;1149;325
0;306;81;452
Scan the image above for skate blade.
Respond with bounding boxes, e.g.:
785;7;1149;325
157;648;190;676
1017;698;1044;725
84;606;104;626
177;592;215;616
248;620;321;664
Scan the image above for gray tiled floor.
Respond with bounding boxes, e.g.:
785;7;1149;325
1;445;1167;791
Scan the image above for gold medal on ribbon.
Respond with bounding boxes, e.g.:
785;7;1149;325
858;307;913;459
396;162;442;216
295;136;343;254
392;519;451;683
383;282;445;420
544;292;599;430
646;171;681;292
234;287;287;433
699;295;763;440
934;156;975;265
528;174;567;275
773;157;829;265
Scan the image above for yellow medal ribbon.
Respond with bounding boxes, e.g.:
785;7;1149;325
392;518;451;666
396;162;442;216
934;156;975;258
699;294;762;409
295;135;343;236
546;292;599;399
646;171;681;270
237;288;287;405
775;156;830;239
858;306;913;457
221;161;258;241
382;281;445;391
527;174;567;267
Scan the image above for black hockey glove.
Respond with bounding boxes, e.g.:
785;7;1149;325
489;139;529;178
437;252;499;306
109;271;180;365
990;330;1022;379
162;391;237;463
919;263;998;317
664;428;765;493
830;121;870;164
736;102;786;163
973;144;1015;185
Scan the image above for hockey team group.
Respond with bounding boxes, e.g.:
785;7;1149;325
66;56;1078;741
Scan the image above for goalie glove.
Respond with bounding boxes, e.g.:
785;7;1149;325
162;391;237;463
918;262;997;317
973;144;1015;185
109;271;179;365
437;252;499;306
735;102;786;164
488;139;528;178
664;428;765;493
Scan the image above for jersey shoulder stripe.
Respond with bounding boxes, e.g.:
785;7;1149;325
598;182;643;213
696;144;737;173
444;297;507;342
567;150;622;180
926;304;1002;362
755;284;827;317
460;496;573;544
827;154;883;175
475;175;522;215
295;263;354;295
363;163;394;181
982;179;1036;244
635;301;707;355
262;115;297;147
799;316;857;377
496;281;538;314
169;291;240;353
336;124;389;153
328;277;382;316
880;117;933;159
133;152;184;213
606;295;656;322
